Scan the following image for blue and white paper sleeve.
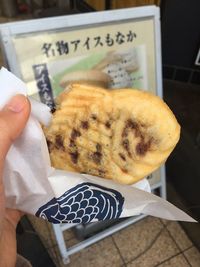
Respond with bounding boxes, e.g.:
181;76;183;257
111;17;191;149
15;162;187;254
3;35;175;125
1;67;196;223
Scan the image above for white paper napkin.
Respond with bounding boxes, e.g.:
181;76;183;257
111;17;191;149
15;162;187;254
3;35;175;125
1;67;196;223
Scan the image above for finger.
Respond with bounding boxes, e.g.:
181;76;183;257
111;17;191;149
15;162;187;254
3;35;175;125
0;94;30;167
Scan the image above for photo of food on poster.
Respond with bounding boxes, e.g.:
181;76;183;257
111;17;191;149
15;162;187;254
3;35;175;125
46;45;147;97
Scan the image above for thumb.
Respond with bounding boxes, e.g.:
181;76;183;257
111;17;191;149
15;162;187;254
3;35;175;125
0;94;30;168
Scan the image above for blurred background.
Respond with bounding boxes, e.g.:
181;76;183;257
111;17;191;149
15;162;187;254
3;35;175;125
0;1;200;267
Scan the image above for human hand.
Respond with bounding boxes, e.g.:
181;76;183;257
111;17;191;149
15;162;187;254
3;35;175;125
0;95;30;267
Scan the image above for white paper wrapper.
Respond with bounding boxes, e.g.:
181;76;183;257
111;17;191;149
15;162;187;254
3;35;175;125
1;67;196;223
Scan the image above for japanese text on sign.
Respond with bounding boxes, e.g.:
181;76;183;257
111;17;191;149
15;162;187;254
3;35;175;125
33;64;55;110
42;30;137;58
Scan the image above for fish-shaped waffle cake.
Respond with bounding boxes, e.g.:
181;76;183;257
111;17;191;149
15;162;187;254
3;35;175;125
44;84;180;184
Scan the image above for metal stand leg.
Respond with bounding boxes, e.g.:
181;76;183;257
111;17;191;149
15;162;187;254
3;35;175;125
52;224;70;264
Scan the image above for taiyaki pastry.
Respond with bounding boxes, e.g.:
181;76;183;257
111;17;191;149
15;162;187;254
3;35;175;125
44;84;180;184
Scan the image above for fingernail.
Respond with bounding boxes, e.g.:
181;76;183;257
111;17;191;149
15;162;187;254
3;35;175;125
6;94;27;113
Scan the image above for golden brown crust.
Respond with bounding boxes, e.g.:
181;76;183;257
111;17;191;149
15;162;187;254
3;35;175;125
44;84;180;184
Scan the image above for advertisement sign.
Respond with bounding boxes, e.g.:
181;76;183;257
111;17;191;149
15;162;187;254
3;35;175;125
12;18;156;106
